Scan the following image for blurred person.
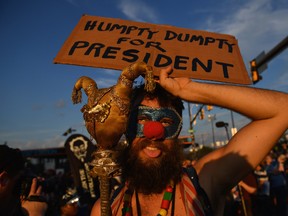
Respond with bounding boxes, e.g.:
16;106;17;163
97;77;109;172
265;153;287;216
224;186;241;216
280;142;288;155
0;145;47;216
237;174;258;216
227;174;258;216
253;162;273;216
90;66;288;216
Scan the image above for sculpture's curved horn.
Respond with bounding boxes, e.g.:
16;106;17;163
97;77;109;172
71;76;98;105
71;86;82;104
117;62;155;92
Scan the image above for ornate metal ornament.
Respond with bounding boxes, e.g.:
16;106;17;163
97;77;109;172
71;62;156;216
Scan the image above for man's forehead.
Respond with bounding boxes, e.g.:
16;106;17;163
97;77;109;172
140;96;161;108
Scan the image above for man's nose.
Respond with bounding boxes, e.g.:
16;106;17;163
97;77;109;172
143;121;165;140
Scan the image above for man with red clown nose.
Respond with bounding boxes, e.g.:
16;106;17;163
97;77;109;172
91;66;288;216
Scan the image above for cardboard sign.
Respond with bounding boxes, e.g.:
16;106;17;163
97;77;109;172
54;15;251;84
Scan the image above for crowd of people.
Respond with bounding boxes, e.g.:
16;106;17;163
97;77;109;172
225;142;288;216
1;66;288;215
1;142;287;216
0;144;98;216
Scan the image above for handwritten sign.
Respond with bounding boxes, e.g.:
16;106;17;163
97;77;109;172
54;15;251;84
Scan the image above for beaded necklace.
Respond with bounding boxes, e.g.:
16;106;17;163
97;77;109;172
121;182;175;216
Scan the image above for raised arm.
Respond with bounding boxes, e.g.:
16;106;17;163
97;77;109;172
158;67;288;187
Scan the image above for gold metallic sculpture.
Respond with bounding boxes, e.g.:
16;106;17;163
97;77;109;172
71;62;155;216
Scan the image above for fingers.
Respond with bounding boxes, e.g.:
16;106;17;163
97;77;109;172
36;184;43;195
159;66;173;82
25;177;47;203
29;177;44;196
29;178;38;195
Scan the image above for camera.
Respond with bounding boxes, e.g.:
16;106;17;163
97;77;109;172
20;174;56;198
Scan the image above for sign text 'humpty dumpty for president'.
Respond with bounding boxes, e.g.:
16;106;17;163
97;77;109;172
54;15;251;84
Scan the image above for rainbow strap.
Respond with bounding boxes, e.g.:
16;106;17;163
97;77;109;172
122;189;133;216
157;184;174;216
122;182;174;216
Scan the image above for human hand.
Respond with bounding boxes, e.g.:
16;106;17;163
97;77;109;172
238;181;244;187
157;66;192;98
21;178;48;216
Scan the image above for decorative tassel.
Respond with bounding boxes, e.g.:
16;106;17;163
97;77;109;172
144;68;156;93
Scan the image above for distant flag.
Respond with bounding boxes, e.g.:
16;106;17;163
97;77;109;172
63;128;76;136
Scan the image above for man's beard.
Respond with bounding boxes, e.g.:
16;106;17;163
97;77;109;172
121;139;183;194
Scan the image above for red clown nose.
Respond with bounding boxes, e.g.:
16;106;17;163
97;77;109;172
143;121;165;140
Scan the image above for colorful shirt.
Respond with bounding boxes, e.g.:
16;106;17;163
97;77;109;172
110;167;213;216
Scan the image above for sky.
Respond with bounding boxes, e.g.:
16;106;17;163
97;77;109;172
1;0;288;150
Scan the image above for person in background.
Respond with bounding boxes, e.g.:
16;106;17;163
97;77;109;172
238;174;258;216
253;161;273;216
0;145;47;216
265;153;287;216
90;66;288;216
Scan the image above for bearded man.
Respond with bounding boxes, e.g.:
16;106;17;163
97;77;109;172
91;67;288;216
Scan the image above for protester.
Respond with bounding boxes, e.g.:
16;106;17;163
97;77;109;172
238;175;257;216
0;145;47;216
89;65;288;216
253;162;273;216
265;153;287;215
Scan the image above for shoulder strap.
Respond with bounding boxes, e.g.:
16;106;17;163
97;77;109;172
110;183;126;215
183;167;214;216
